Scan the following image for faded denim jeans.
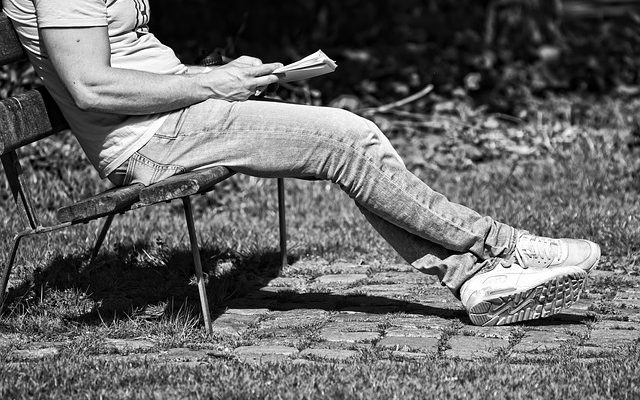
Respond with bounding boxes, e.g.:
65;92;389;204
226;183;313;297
108;99;518;296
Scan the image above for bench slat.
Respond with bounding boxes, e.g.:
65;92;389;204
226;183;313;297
0;13;26;65
139;166;235;205
0;88;69;155
56;183;144;223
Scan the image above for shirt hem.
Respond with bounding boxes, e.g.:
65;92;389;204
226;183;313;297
99;114;169;179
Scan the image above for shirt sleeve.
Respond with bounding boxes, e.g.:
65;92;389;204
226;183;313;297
34;0;108;28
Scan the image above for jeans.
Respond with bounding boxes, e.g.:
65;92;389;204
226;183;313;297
108;98;517;296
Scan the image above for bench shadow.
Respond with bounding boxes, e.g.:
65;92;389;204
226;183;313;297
2;243;594;327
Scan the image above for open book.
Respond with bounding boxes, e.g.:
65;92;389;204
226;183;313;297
274;50;337;83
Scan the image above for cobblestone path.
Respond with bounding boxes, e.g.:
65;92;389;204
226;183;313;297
5;259;640;364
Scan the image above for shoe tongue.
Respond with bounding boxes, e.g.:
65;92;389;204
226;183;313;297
517;235;559;263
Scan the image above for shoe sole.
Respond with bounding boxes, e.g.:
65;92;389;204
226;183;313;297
468;270;586;326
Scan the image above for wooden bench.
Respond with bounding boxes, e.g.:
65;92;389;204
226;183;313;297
0;12;287;333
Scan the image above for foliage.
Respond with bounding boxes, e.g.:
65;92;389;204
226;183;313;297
147;0;640;114
2;1;639;115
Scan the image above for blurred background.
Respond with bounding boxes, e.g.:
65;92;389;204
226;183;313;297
4;0;640;114
150;0;640;115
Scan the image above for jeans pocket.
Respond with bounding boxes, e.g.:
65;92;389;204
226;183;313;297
152;108;188;139
126;151;185;186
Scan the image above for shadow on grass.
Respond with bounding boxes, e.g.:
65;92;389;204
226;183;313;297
2;242;595;327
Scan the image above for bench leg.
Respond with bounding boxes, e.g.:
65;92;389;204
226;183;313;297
182;197;213;334
0;235;24;312
277;178;287;268
90;214;115;263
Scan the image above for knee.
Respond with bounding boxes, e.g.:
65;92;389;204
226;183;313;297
331;110;404;164
326;108;384;146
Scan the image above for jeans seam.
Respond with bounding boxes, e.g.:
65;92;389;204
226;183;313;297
322;131;480;240
145;121;481;242
231;126;481;241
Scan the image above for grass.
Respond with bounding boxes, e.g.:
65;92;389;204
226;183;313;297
1;96;640;398
1;345;639;399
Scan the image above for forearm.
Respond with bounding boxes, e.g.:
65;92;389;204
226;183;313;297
78;67;212;115
184;65;211;75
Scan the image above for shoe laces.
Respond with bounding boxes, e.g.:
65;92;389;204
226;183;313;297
514;235;560;267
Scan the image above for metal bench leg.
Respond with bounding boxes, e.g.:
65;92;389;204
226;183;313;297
0;235;24;312
277;178;287;268
182;197;212;334
90;214;115;263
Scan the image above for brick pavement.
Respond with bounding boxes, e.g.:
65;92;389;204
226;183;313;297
6;259;640;364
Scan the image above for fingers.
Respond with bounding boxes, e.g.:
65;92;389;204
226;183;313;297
248;62;284;77
253;73;280;88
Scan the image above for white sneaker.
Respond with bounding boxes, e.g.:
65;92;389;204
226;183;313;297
513;234;600;272
461;262;587;326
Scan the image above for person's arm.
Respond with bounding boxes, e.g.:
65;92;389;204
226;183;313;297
40;26;282;115
185;65;211;74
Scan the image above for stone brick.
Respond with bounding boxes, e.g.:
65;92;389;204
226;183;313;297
331;313;387;323
267;277;307;288
10;347;59;360
345;284;417;297
379;264;416;273
285;260;371;276
211;313;259;337
104;338;156;352
259;286;299;294
445;336;508;359
385;327;440;338
370;272;436;285
512;331;575;353
575;346;619;358
614;288;640;308
377;336;438;353
235;345;298;356
386;316;452;330
299;348;358;361
158;348;209;362
323;321;380;332
234;345;299;362
591;320;640;330
320;329;380;343
391;351;430;360
314;274;368;285
586;329;640;347
258;309;328;330
225;308;271;316
458;326;512;340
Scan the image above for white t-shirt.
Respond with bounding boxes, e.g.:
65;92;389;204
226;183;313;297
2;0;188;178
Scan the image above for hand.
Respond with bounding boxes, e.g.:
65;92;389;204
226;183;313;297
202;56;283;101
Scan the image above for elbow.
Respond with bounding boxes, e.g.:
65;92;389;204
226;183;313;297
72;88;101;112
67;79;104;112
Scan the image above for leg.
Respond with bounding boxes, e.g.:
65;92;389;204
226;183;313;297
124;99;515;293
182;197;212;333
121;99;599;325
277;178;287;268
0;235;23;311
90;214;115;263
357;205;486;295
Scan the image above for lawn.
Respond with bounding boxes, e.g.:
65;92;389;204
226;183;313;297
1;95;639;399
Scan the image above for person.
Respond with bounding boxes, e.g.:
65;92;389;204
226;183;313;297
2;0;600;326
